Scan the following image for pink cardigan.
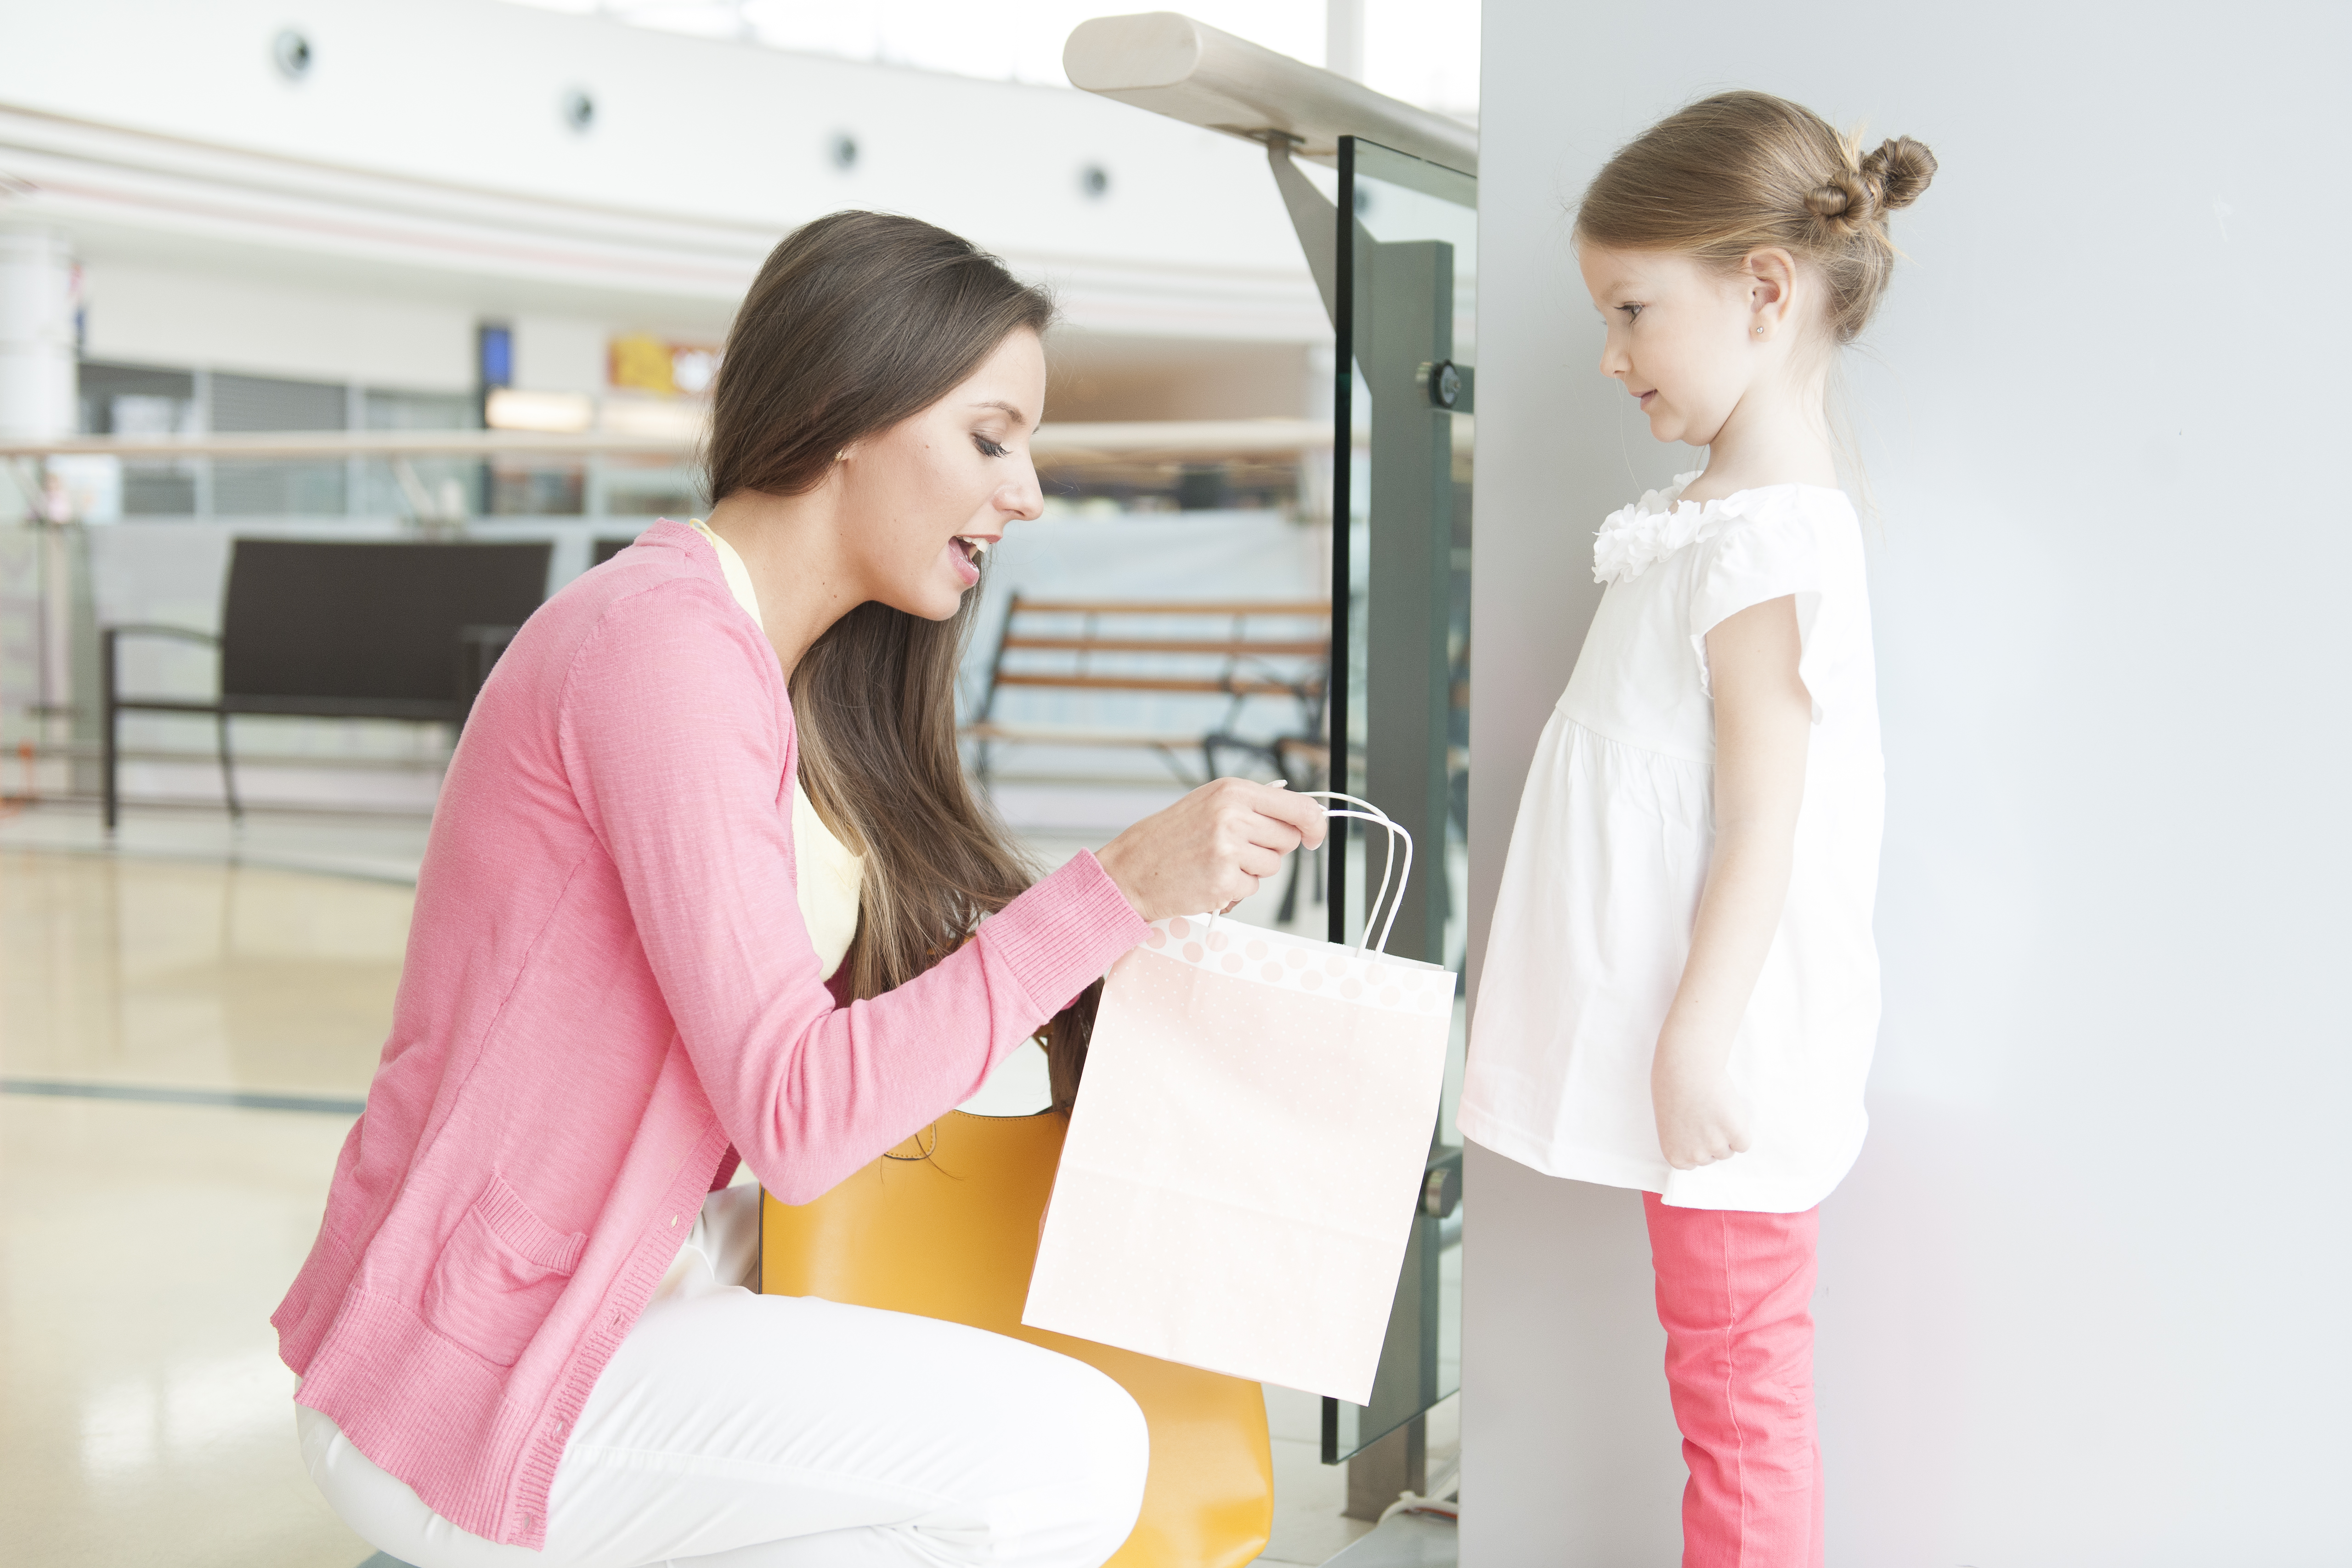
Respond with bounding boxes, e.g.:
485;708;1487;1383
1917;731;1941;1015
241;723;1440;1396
273;522;1148;1549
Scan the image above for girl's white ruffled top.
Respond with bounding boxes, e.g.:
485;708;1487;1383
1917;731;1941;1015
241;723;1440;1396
1460;472;1885;1212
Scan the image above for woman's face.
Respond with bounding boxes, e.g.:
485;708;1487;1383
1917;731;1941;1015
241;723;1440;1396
836;327;1047;621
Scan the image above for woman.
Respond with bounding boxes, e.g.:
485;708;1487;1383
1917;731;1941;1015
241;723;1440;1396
276;211;1325;1568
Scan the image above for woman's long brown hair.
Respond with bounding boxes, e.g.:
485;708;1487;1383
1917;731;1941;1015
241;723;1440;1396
706;211;1095;1105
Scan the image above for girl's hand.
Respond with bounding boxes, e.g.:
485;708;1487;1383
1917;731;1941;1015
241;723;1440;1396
1652;1054;1754;1170
1095;779;1327;925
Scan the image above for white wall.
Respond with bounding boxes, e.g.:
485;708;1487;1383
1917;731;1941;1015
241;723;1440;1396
512;316;614;398
80;262;477;391
1464;3;2352;1562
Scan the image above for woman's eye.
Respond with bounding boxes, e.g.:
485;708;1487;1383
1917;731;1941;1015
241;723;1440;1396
973;434;1010;459
1617;303;1644;323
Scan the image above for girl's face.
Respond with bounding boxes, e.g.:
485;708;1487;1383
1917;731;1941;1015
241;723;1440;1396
1577;246;1782;448
836;327;1047;621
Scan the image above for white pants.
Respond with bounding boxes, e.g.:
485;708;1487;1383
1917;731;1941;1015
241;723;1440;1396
298;1187;1150;1568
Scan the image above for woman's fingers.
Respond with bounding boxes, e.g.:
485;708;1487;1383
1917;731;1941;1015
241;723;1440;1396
1215;780;1318;849
1096;778;1327;923
1235;844;1286;880
1254;783;1329;849
1242;821;1305;855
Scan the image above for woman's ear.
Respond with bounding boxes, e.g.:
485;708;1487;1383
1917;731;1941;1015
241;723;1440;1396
1741;248;1800;339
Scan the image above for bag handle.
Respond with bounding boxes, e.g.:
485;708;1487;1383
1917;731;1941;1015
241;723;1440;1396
1299;791;1414;958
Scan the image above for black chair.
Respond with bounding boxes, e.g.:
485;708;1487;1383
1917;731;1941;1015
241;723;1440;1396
102;538;553;829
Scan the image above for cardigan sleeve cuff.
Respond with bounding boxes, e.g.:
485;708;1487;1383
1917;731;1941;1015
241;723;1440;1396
979;850;1151;1013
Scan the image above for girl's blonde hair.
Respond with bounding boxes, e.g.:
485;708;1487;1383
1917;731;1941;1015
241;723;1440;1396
1577;91;1937;343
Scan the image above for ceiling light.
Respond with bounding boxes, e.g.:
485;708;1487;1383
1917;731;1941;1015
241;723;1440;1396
486;390;593;434
272;28;313;82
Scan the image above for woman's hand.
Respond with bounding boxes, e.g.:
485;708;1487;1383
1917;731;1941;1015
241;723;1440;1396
1652;1050;1754;1170
1095;779;1327;925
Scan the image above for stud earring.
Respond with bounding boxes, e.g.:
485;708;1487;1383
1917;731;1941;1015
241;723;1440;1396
1753;326;1766;336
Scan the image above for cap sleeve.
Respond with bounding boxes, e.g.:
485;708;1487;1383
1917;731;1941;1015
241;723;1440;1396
1688;503;1826;723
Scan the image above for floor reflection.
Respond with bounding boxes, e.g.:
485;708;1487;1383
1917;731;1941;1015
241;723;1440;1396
1;1094;373;1568
1;843;400;1566
0;849;409;1099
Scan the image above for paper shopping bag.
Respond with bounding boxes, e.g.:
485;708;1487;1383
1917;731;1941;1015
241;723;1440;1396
1023;798;1455;1404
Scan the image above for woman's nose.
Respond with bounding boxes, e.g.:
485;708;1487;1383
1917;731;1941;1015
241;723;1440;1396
1002;459;1045;522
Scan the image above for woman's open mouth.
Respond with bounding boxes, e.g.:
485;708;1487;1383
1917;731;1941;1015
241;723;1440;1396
950;534;989;585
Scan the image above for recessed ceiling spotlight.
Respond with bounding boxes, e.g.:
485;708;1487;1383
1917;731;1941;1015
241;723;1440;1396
829;132;859;172
563;89;596;134
272;28;312;81
1079;164;1111;200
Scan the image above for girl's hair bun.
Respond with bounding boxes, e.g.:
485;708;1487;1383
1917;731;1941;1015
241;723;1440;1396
1859;136;1937;212
1806;138;1935;232
1575;92;1939;344
1804;172;1873;228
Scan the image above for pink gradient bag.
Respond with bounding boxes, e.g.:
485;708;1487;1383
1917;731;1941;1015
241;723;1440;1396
1023;797;1454;1402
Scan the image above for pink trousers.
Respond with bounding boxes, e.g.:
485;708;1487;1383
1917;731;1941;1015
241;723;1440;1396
1642;1194;1824;1568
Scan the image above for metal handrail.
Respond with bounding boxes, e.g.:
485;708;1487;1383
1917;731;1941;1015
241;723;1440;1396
0;418;1370;464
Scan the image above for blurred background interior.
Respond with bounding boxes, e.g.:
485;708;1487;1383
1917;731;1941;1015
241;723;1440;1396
0;2;1478;1565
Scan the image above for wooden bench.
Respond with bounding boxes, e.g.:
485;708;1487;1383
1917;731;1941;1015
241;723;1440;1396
964;595;1330;789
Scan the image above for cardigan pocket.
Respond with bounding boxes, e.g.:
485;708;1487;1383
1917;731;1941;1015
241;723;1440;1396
423;1172;588;1368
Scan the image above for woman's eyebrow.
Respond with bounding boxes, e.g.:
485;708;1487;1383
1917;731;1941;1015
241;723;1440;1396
971;398;1030;428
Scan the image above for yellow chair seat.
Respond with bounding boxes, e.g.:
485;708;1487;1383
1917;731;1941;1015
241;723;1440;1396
762;1109;1274;1568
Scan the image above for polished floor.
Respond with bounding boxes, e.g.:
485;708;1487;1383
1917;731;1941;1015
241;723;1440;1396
0;805;1420;1567
1;838;401;1568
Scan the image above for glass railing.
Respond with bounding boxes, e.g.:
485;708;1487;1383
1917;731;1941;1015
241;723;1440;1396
1322;133;1476;1466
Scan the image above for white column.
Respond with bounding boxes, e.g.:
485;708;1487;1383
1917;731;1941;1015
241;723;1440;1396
0;227;79;773
0;226;77;441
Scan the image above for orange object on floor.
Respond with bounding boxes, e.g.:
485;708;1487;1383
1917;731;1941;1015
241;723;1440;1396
761;1109;1274;1568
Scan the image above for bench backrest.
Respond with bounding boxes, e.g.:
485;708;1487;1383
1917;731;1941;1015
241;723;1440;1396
220;539;552;708
983;596;1329;714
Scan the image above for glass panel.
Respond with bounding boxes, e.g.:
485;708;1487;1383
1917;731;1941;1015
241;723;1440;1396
210;372;350;517
359;388;479;524
78;362;199;515
1323;136;1475;1463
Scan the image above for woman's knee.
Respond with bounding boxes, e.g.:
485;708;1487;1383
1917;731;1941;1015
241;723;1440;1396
1081;1362;1151;1507
1009;1354;1150;1566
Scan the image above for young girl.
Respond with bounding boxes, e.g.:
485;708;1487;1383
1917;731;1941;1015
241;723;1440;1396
1460;93;1936;1563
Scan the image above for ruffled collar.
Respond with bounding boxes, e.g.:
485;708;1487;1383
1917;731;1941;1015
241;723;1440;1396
1591;471;1843;585
1591;470;1719;585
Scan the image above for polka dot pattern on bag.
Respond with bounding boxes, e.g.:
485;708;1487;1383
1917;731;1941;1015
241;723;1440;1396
1137;916;1453;1015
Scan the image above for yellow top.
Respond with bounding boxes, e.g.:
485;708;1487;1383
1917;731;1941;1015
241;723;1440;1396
688;519;865;981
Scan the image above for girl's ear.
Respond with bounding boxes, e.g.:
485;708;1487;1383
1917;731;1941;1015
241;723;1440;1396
1742;248;1800;336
